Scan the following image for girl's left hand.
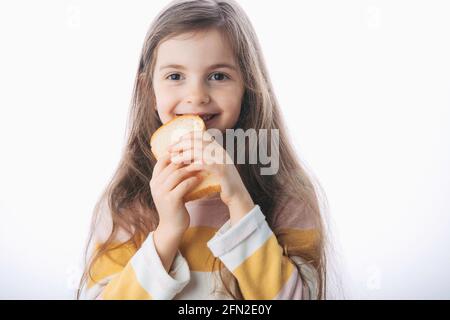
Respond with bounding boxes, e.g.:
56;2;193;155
168;131;255;225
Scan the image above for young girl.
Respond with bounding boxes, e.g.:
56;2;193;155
78;0;330;300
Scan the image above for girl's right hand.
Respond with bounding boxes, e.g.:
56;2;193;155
150;152;202;236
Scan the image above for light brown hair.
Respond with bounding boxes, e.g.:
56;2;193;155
77;0;332;299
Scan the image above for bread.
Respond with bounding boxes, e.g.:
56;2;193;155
150;115;221;202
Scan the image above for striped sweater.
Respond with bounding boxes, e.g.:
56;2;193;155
80;194;320;300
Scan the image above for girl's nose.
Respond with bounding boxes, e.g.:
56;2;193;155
186;82;211;105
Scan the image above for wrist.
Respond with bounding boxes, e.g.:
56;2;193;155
155;222;186;243
227;192;255;227
153;224;184;273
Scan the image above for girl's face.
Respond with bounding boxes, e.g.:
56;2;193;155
152;28;245;132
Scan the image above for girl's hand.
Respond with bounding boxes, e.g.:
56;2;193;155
150;152;203;235
168;131;255;225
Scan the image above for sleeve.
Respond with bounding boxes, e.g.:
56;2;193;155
206;198;320;300
79;202;191;300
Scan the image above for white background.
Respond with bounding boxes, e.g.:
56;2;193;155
0;0;449;299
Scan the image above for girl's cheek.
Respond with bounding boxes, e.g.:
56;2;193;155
221;95;242;112
155;90;178;112
216;85;244;103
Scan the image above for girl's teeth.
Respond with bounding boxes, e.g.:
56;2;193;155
201;115;214;121
175;114;216;121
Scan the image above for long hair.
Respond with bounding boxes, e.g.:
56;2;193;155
77;0;334;299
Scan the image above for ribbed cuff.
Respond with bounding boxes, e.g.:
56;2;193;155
130;232;190;299
207;205;273;271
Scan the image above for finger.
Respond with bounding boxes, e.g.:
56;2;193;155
158;159;186;183
171;145;227;166
169;138;211;153
171;147;205;165
180;146;226;165
207;148;230;165
152;152;172;178
183;161;207;172
172;175;204;201
165;165;203;191
177;130;214;144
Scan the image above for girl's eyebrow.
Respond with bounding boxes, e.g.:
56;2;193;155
159;63;237;72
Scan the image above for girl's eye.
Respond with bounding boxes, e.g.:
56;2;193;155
165;72;229;81
167;73;182;81
209;72;229;81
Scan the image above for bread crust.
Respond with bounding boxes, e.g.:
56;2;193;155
150;115;205;159
150;115;221;201
183;184;222;202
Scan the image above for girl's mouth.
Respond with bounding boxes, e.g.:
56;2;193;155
201;114;218;126
176;113;219;126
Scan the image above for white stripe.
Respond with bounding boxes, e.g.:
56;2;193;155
130;232;190;299
207;205;266;257
290;256;319;299
214;220;274;271
273;267;302;300
80;274;116;300
173;270;234;300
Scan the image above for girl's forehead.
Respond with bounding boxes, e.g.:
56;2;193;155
155;29;237;69
164;28;230;46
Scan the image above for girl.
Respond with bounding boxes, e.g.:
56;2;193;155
78;0;330;300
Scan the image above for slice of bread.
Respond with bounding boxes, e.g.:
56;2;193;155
150;115;221;202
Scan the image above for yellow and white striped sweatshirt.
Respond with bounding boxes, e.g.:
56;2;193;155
80;194;320;300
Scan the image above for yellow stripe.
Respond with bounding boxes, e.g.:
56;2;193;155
101;264;152;300
179;227;221;272
233;234;295;299
275;228;320;259
88;242;137;288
